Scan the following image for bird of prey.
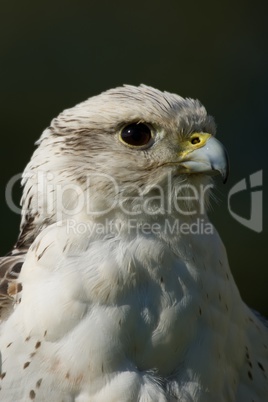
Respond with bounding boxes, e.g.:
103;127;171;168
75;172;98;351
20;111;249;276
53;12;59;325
0;85;267;402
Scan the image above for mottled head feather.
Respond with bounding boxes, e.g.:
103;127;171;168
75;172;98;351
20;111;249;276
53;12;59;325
45;84;215;139
19;85;216;247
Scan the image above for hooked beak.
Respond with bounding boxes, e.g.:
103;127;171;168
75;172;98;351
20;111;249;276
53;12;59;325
178;133;230;183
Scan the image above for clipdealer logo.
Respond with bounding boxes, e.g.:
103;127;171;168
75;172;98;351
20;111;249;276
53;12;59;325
227;170;263;233
5;170;264;233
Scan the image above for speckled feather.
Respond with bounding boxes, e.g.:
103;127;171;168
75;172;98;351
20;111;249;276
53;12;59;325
0;85;267;402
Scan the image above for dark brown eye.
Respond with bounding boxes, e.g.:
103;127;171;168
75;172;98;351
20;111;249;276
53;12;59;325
120;123;152;147
191;136;201;145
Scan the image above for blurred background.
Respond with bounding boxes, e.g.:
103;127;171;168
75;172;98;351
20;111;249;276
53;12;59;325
0;0;267;313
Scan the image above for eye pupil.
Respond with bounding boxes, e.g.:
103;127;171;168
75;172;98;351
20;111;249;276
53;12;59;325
191;137;200;144
120;123;152;147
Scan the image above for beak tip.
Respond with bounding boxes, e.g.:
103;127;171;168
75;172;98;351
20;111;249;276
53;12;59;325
222;175;228;184
215;164;229;184
211;143;230;184
222;150;230;184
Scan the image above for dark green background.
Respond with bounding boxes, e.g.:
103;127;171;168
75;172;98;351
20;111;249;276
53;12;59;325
0;1;267;314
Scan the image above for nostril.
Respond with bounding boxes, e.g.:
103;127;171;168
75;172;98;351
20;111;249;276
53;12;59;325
191;136;201;145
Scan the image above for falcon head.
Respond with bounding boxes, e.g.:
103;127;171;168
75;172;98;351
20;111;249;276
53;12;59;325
18;85;229;246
